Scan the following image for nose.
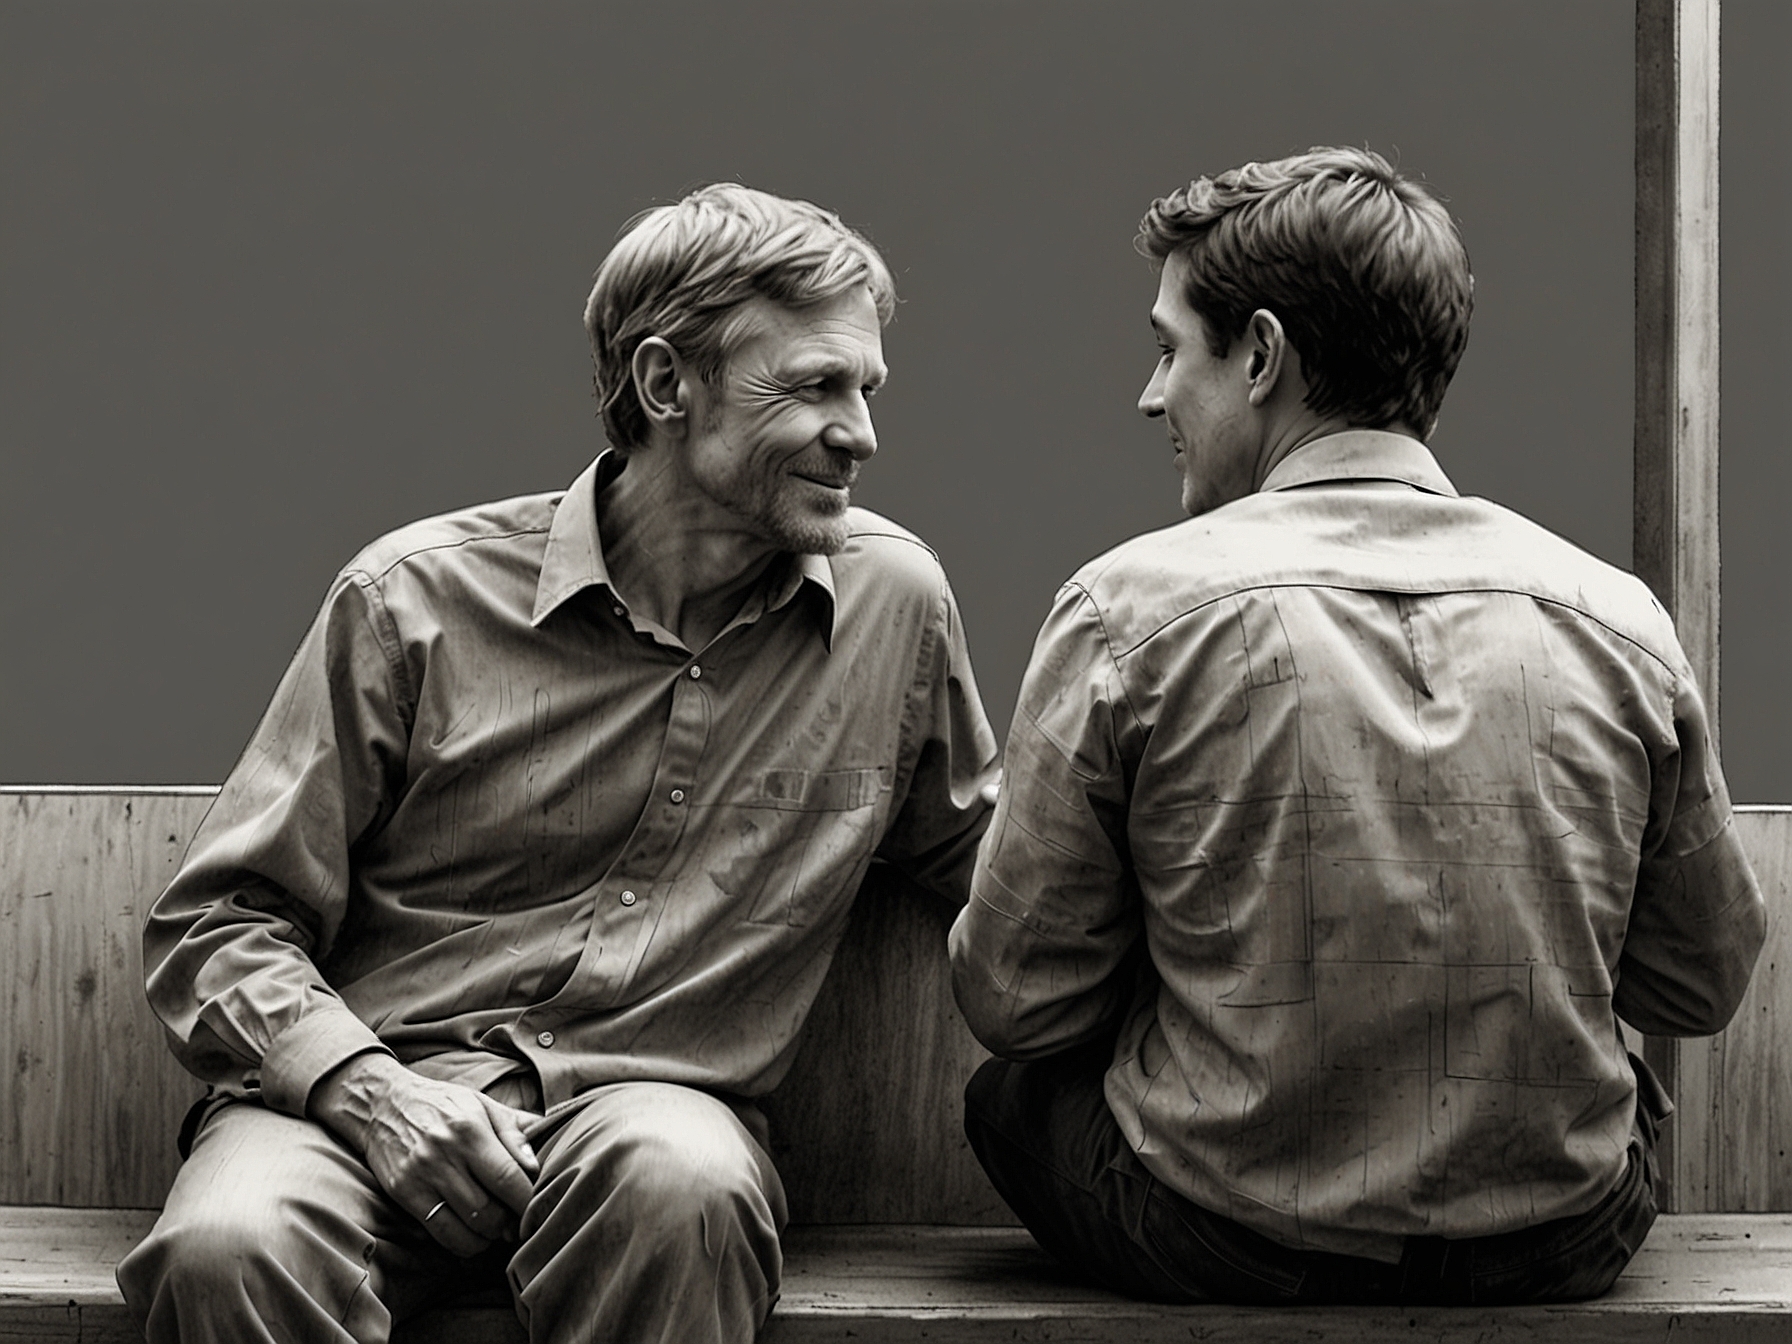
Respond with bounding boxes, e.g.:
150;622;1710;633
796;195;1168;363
1139;361;1166;419
823;392;878;462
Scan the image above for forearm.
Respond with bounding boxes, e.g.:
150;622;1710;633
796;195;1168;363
1617;822;1767;1035
949;881;1140;1057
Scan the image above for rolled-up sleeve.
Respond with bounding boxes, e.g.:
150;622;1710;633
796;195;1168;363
1617;667;1767;1036
143;569;410;1115
949;584;1142;1058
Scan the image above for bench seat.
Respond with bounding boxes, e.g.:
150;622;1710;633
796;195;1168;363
4;1207;1789;1343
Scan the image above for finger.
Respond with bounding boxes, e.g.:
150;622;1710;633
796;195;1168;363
459;1111;538;1217
479;1095;541;1180
461;1198;520;1245
417;1195;494;1259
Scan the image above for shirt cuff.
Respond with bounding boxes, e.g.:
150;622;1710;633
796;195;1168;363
260;1003;393;1118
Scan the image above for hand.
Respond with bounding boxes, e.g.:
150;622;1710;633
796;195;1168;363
310;1053;540;1257
980;768;1002;809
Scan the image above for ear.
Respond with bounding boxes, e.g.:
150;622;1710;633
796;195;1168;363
1242;309;1291;408
630;337;692;440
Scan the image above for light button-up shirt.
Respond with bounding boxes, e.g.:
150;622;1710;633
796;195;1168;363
951;431;1764;1260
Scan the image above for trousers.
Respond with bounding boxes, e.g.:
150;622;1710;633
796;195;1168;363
116;1080;787;1344
965;1040;1661;1306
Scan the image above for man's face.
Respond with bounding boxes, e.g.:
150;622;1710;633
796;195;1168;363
1139;252;1262;517
685;287;886;555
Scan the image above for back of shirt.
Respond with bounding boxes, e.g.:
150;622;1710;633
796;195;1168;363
953;433;1764;1260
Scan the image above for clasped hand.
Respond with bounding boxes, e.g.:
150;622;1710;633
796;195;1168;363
311;1053;540;1257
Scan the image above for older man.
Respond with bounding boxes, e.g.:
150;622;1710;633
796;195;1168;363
949;147;1764;1306
118;184;998;1343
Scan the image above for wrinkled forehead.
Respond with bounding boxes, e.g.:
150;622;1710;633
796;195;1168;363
718;288;888;380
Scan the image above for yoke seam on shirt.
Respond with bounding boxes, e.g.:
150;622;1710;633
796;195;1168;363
1103;581;1680;679
357;525;551;586
847;523;945;566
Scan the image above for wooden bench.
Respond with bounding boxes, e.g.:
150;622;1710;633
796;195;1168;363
4;787;1791;1342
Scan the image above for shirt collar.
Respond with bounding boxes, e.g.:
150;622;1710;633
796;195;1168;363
532;451;838;644
1259;429;1459;498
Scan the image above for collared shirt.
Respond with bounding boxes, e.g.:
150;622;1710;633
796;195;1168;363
147;455;997;1122
950;430;1764;1261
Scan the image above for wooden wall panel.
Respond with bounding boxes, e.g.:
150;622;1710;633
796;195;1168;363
1676;808;1792;1212
3;790;1783;1217
763;865;1012;1226
0;789;213;1208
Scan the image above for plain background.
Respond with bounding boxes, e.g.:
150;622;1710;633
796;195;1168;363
3;1;1786;798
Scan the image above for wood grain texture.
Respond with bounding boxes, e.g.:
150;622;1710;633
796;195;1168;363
5;1208;1787;1344
1634;0;1723;1213
762;863;1012;1225
3;792;1785;1220
0;790;213;1208
1675;808;1792;1212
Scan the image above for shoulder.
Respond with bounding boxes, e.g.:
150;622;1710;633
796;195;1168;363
1063;488;1681;666
341;490;559;588
830;506;952;598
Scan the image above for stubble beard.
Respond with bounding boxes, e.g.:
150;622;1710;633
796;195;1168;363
751;487;852;555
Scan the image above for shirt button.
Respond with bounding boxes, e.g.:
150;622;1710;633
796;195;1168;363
613;604;626;618
689;664;702;679
536;1030;555;1048
620;890;637;906
669;788;686;804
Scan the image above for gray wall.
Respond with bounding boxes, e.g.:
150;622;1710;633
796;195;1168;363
2;1;1786;798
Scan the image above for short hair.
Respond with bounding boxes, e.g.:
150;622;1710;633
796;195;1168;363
1136;146;1473;436
585;183;897;453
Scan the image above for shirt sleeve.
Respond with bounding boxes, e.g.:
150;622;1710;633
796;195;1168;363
874;573;1000;904
948;583;1143;1058
143;568;411;1116
1616;663;1766;1036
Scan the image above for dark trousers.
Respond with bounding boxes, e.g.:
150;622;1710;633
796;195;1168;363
964;1040;1661;1306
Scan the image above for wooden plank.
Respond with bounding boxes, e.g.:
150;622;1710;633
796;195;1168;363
1680;808;1792;1212
762;864;1012;1225
6;1208;1788;1344
1634;0;1723;1215
0;790;212;1208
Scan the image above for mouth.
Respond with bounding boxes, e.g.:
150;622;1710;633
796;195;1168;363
793;470;856;493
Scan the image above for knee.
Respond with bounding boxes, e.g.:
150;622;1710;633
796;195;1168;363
124;1201;315;1300
609;1122;773;1236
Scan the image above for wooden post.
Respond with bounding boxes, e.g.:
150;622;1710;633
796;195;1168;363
1634;0;1722;1214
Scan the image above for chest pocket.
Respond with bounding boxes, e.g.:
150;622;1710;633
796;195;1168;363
722;766;892;926
757;766;888;811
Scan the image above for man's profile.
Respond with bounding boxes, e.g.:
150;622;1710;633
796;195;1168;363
949;146;1764;1305
117;183;998;1343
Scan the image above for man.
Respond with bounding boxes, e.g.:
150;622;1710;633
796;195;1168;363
118;183;998;1343
948;147;1764;1306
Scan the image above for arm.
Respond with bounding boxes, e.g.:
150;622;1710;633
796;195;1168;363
874;572;1001;904
146;568;536;1253
948;584;1143;1058
1615;666;1766;1036
144;569;409;1110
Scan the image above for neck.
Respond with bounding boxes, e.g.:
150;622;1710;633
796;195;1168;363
595;450;781;651
1252;408;1356;491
